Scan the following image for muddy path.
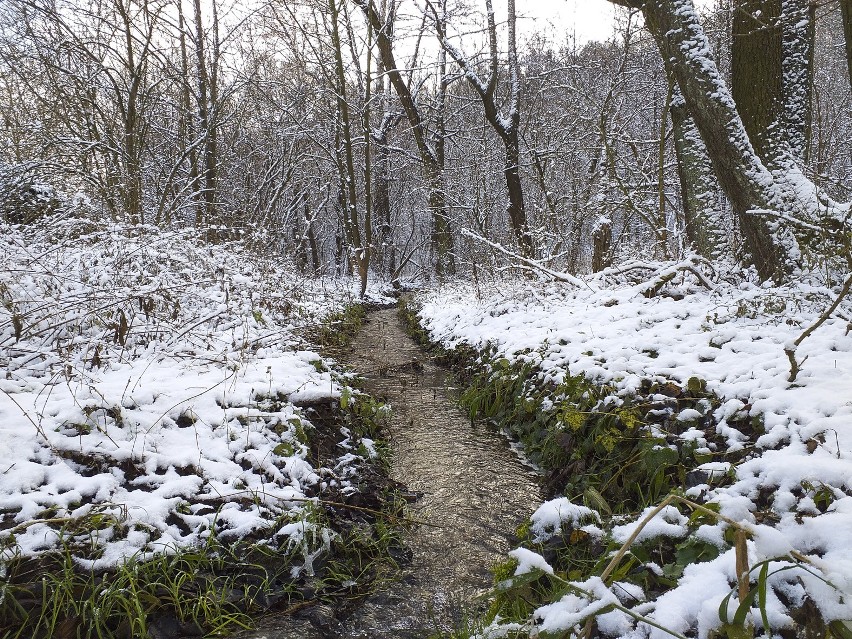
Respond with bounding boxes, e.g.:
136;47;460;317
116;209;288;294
241;307;541;638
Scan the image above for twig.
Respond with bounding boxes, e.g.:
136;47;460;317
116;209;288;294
599;494;677;583
551;574;688;639
639;256;715;297
785;272;852;382
0;386;52;447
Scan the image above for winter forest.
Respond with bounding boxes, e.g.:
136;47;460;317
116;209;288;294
2;0;852;637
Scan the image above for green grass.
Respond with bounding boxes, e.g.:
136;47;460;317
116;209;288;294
396;301;790;639
309;303;367;350
0;382;405;638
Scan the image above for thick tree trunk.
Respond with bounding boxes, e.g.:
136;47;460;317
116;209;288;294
731;0;783;164
842;0;852;90
504;136;534;259
670;91;726;259
611;0;795;280
731;0;814;165
780;0;815;163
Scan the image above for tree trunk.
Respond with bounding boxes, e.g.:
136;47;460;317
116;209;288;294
353;0;455;275
591;216;613;272
505;135;534;259
432;7;455;276
670;91;726;259
370;2;396;277
329;0;368;297
204;0;220;226
611;0;795;280
373;131;394;275
306;199;320;273
731;0;783;164
780;0;815;163
192;0;210;227
435;0;534;259
841;0;852;90
503;0;533;259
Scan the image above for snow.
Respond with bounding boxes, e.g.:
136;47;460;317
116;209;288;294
612;505;689;545
414;269;852;637
0;217;388;569
534;577;620;635
529;497;600;543
508;547;554;576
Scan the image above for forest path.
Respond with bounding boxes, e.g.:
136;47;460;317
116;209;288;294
241;306;541;638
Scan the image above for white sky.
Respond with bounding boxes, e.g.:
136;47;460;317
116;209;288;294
515;0;622;45
506;0;715;46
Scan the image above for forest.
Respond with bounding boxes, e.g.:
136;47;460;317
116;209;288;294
1;0;852;638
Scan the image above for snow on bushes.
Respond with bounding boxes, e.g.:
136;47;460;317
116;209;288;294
415;265;852;637
0;216;369;569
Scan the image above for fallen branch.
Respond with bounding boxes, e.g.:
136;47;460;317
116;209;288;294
460;229;594;290
637;256;716;298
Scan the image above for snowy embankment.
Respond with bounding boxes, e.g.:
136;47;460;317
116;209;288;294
0;217;378;571
416;263;852;637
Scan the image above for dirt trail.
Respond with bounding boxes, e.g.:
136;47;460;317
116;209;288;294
240;307;541;638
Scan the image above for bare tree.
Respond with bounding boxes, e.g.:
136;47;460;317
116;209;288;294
191;0;221;226
430;0;535;258
329;0;370;295
0;0;162;224
353;0;456;275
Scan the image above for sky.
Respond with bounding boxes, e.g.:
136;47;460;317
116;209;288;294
516;0;622;45
508;0;714;45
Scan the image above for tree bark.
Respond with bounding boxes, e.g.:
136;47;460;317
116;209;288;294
591;216;613;272
731;0;783;164
192;0;211;226
609;0;795;280
841;0;852;90
780;0;815;163
116;0;144;225
670;91;726;259
370;1;395;277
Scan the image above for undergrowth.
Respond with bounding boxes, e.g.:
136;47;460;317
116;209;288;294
399;295;746;513
307;303;368;352
0;304;406;638
399;297;847;639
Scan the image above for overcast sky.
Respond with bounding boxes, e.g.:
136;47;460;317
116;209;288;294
516;0;621;44
506;0;714;45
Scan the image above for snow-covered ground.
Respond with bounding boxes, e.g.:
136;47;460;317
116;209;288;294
416;263;852;637
0;216;383;571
